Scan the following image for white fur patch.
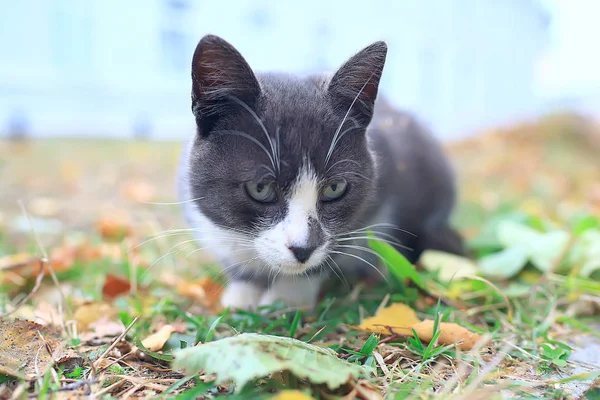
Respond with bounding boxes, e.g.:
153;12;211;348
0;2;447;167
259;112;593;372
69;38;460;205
255;163;328;274
221;281;264;310
259;275;324;309
186;210;262;272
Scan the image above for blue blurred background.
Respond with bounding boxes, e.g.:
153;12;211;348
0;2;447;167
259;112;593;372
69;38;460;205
0;0;598;140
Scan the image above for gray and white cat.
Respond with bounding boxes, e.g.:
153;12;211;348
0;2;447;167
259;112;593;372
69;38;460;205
178;35;464;310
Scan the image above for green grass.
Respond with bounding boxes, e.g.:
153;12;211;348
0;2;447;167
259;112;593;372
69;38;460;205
1;118;599;399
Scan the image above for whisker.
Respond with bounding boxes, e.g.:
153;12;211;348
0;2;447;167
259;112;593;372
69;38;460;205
215;130;276;175
336;235;413;252
330;250;387;282
131;232;254;252
325;255;349;289
337;222;417;238
140;197;204;206
229;95;279;174
325;158;363;174
325;72;376;166
275;125;281;174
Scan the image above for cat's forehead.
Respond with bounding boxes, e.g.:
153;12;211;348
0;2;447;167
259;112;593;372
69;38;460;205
257;73;331;121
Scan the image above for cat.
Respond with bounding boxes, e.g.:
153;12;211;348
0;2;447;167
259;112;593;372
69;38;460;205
178;34;464;310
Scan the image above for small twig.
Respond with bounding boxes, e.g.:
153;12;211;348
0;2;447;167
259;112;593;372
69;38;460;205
28;380;96;398
91;315;140;373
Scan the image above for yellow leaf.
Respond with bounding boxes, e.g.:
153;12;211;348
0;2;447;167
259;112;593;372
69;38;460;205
73;302;117;331
141;324;176;351
351;303;421;335
411;320;482;350
271;390;315;400
177;277;224;312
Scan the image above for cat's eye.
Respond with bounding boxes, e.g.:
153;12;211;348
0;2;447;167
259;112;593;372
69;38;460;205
245;181;277;203
320;179;348;202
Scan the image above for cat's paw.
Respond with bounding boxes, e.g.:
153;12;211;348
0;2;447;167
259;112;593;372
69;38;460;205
258;276;322;310
221;281;264;311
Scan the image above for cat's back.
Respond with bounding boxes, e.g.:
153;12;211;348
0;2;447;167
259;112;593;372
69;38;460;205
367;97;458;227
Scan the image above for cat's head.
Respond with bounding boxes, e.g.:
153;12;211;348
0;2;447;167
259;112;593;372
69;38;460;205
187;34;387;275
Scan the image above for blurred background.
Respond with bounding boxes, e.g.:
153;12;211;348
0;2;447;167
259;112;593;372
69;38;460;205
0;0;599;249
0;0;599;141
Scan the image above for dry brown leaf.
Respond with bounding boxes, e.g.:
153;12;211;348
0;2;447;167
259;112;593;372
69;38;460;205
270;390;315;400
78;316;125;343
122;180;156;203
1;241;103;285
0;319;83;379
412;320;482;350
343;380;383;400
350;303;421;335
73;302;118;331
141;324;176;352
102;274;131;300
177;277;224;312
0;253;40;272
96;214;132;240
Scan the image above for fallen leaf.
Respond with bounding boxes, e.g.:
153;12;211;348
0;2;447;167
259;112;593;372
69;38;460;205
78;316;125;343
271;390;315;400
122;180;156;203
478;247;529;279
141;325;176;352
177;277;223;311
419;250;478;282
345;380;383;400
411;320;482;350
350;303;421;335
0;319;83;379
0;253;39;272
496;221;570;272
173;333;367;392
96;214;132;240
102;274;131;300
0;254;42;285
350;303;482;350
73;302;118;331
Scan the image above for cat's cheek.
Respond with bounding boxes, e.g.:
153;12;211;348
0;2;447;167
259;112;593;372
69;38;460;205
221;281;264;311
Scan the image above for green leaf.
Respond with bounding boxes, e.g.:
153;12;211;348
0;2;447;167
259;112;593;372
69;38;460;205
478;247;528;279
586;387;600;400
572;215;600;236
496;221;571;273
359;334;379;356
552;358;567;368
173;333;367;392
527;231;570;272
419;250;477;283
289;310;302;338
367;234;427;290
497;220;543;247
133;337;174;362
568;230;600;278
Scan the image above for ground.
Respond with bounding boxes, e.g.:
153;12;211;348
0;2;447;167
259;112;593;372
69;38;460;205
0;113;599;399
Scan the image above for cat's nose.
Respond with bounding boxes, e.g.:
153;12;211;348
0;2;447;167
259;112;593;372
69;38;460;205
288;245;316;263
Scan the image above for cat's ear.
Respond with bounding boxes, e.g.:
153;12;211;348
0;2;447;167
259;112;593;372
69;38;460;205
327;41;387;124
191;35;261;135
